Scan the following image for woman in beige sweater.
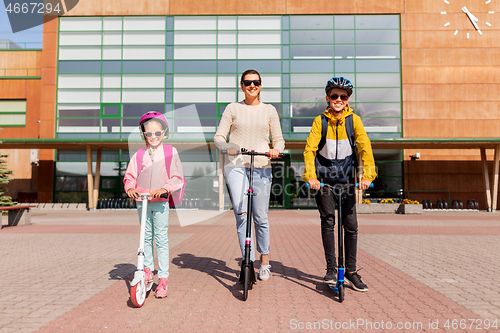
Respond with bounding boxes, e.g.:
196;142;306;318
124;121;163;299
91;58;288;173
214;69;285;281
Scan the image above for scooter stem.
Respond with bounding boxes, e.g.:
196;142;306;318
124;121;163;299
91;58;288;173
243;153;255;265
137;193;149;270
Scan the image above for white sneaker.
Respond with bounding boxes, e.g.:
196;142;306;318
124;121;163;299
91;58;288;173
259;265;271;281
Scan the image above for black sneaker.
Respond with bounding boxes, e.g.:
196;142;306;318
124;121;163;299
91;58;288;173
345;270;368;292
323;267;337;284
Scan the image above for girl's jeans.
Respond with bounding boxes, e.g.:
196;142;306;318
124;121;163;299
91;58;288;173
225;167;272;262
136;200;170;279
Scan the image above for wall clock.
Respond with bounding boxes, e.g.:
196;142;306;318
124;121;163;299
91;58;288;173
441;0;495;38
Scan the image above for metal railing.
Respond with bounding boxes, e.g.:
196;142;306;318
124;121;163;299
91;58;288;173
0;42;42;50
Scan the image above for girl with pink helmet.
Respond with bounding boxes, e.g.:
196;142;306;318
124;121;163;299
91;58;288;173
124;111;185;298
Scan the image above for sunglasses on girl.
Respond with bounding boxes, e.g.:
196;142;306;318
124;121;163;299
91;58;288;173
144;131;164;138
241;80;262;87
330;93;349;101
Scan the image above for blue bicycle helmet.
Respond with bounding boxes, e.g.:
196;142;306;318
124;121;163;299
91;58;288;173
325;77;354;97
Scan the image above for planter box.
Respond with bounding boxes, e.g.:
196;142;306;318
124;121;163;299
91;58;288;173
356;203;423;214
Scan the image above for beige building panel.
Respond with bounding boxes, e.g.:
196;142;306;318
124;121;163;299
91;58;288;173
0;51;40;70
171;0;285;15
404;12;498;32
405;101;500;120
405;0;500;13
286;0;403;14
404;84;500;102
405;119;500;138
67;0;169;16
403;48;500;66
403;30;498;49
405;66;500;84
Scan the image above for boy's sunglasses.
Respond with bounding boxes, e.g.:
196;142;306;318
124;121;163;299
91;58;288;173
144;131;164;138
330;93;349;101
241;80;261;87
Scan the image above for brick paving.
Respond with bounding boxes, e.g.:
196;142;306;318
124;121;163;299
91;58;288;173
0;209;498;332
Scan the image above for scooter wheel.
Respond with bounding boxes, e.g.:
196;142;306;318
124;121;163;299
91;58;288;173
338;285;345;303
242;266;250;301
130;282;146;308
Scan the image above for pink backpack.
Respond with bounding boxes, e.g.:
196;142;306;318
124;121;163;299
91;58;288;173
135;145;186;207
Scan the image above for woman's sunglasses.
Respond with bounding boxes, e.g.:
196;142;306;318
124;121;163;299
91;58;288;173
330;93;349;101
144;131;164;138
241;80;262;87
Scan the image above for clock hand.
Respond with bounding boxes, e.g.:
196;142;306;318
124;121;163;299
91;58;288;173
462;6;480;31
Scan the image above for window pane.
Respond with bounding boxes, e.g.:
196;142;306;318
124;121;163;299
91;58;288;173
59;32;102;46
174;31;217;45
356;73;400;87
59;46;101;60
238;16;281;30
174;89;216;103
238;31;281;44
238;60;281;73
122;90;165;103
356;88;400;102
218;16;237;30
0;114;26;126
60;17;102;31
58;108;100;118
174;46;217;60
290;30;333;44
290;16;333;30
291;103;325;117
101;90;121;103
356;59;400;72
103;32;122;45
335;30;354;44
356;30;400;44
123;32;165;45
218;60;237;73
362;118;400;133
102;61;122;73
290;60;333;73
218;31;237;45
260;74;281;87
58;89;100;103
291;88;324;103
335;45;354;58
356;15;399;29
217;90;236;103
260;89;281;103
122;74;165;88
356;45;400;59
173;104;217;117
291;45;333;59
123;17;165;30
291;118;315;132
103;17;122;31
218;46;237;60
123;46;165;60
122;60;166;73
103;105;119;116
335;16;354;29
291;73;332;88
356;103;401;117
102;46;121;60
174;74;216;88
238;46;281;59
0;100;26;112
58;75;101;89
175;17;217;30
123;103;164;118
218;75;237;88
174;61;217;73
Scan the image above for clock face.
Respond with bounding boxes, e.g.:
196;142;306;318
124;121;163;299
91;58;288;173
442;0;495;39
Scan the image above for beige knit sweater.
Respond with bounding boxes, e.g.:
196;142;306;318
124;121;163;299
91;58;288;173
214;101;285;168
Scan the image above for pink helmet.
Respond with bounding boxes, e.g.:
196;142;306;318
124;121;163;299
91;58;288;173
139;111;169;138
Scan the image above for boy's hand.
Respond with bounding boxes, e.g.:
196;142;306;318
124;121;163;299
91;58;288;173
359;179;371;190
127;188;140;199
150;189;168;198
308;178;321;190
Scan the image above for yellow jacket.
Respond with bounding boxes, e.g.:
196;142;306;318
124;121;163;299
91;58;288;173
302;106;377;183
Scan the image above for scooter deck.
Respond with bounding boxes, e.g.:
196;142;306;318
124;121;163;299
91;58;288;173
327;283;338;293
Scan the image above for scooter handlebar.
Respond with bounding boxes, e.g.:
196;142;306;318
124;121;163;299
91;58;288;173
220;148;284;158
305;183;374;188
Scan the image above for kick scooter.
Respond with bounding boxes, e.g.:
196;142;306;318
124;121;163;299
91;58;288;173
307;182;372;302
222;148;284;301
130;192;169;307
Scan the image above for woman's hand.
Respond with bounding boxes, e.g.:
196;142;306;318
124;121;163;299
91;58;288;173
268;149;280;159
127;188;140;199
150;188;168;198
226;147;239;156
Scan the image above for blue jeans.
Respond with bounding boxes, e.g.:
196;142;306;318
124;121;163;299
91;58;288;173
225;167;272;262
136;201;170;279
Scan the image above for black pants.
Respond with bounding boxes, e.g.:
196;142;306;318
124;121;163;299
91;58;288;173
314;186;358;272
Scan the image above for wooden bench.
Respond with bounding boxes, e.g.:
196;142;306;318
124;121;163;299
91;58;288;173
0;205;36;227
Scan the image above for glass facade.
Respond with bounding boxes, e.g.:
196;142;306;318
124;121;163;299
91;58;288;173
55;15;403;205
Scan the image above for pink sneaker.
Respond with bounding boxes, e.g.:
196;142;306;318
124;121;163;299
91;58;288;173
155;278;168;298
144;268;154;284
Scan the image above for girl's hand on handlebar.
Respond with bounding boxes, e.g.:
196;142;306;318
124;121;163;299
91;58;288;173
308;178;321;190
359;179;372;190
268;149;280;159
150;188;168;198
226;147;239;156
127;188;140;199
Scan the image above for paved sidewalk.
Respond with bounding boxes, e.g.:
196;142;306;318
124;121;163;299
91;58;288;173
0;209;499;332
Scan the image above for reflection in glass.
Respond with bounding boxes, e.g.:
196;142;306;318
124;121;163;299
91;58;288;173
335;15;354;29
335;30;354;43
356;103;401;117
290;16;333;30
291;103;325;117
356;88;400;103
355;30;400;44
356;15;399;30
291;45;333;59
291;30;334;44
